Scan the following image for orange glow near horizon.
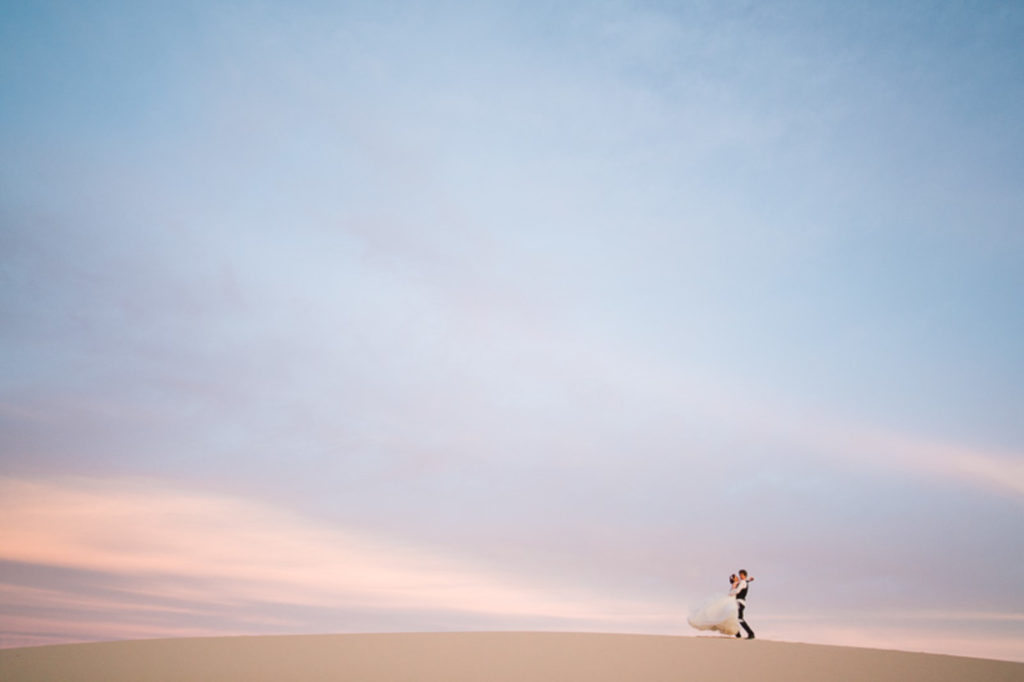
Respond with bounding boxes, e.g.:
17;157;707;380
0;476;667;629
1;475;1022;662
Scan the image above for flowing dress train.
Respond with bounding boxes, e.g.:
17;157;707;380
687;594;741;636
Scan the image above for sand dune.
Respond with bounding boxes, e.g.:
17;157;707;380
1;632;1021;682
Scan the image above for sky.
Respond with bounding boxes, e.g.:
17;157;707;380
1;0;1023;663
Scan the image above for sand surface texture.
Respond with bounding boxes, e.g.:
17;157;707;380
2;632;1021;682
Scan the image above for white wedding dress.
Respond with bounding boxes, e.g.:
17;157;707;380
687;594;741;636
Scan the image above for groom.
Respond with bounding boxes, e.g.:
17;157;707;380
731;569;755;639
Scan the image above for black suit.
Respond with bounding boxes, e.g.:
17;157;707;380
735;580;755;639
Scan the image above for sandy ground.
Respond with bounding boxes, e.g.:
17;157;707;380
1;632;1021;682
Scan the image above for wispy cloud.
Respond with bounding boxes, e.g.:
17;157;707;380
0;476;672;646
1;0;1021;664
745;399;1024;499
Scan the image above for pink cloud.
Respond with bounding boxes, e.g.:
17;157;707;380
0;477;667;631
2;476;1020;662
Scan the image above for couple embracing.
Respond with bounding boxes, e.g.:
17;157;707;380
687;569;756;639
729;570;755;639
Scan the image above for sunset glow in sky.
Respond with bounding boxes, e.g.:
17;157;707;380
2;0;1023;662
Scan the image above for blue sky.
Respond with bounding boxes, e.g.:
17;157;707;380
2;0;1023;661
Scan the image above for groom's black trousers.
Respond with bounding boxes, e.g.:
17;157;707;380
738;602;755;638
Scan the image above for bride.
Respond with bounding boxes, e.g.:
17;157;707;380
687;574;741;636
